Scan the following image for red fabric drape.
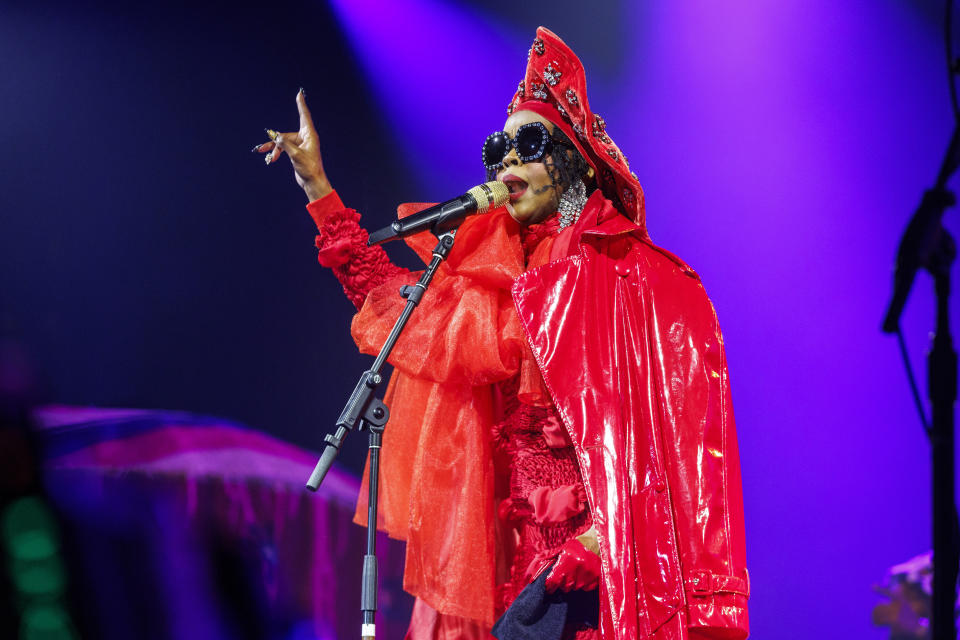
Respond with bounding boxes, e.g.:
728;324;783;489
351;206;556;626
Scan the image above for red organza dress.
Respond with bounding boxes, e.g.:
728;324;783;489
309;192;596;639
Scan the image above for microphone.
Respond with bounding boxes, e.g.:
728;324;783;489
367;181;510;246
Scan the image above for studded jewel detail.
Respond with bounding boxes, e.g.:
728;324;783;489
543;63;561;86
558;177;588;228
622;188;636;206
556;102;567;118
530;82;548;101
565;88;579;107
606;148;619;161
572;122;585;140
592;114;610;143
532;38;545;55
517;80;525;98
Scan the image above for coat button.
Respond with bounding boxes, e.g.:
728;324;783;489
614;263;631;277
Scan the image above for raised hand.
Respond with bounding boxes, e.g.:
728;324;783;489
254;89;333;202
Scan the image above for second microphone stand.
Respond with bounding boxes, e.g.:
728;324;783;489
305;228;459;640
883;124;960;640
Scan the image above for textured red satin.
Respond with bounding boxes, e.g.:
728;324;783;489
349;191;748;638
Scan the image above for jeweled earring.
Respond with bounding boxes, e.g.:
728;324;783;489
558;177;588;228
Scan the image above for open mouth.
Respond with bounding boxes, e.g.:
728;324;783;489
501;175;528;202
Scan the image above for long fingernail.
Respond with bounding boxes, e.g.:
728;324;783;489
251;143;262;153
299;87;306;97
264;152;273;165
265;128;279;141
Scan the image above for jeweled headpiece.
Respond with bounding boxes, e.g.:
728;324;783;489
508;27;646;232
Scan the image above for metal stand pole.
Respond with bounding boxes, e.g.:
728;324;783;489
361;422;384;640
930;233;958;640
884;123;960;639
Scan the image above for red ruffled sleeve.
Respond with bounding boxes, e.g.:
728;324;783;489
351;207;528;386
306;191;409;310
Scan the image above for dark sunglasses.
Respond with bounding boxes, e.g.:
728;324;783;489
482;122;552;171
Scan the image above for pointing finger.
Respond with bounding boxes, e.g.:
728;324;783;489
297;89;316;135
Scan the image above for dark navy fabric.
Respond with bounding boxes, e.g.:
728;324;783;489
491;562;599;640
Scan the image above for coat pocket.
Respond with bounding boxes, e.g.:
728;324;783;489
632;479;685;635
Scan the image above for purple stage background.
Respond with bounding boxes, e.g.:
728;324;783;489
0;0;951;637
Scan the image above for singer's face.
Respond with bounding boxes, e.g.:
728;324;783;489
496;110;561;226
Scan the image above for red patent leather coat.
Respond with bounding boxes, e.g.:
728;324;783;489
350;191;749;639
513;193;749;639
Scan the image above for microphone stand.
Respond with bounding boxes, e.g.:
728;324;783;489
883;124;960;640
304;228;459;640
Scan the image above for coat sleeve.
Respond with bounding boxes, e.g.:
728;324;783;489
643;246;750;639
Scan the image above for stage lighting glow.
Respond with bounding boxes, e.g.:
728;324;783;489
325;0;526;196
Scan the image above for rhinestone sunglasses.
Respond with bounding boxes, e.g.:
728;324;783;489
482;122;553;171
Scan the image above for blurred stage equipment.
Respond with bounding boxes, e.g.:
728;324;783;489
882;2;960;637
34;405;411;640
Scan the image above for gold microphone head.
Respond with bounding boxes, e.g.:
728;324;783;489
466;181;510;213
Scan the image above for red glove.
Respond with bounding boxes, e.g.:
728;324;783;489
544;538;601;593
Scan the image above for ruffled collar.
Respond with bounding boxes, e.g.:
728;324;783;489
520;212;561;259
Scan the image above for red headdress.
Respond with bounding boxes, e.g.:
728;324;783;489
508;26;647;235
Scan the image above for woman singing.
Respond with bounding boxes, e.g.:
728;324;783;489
257;27;749;640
